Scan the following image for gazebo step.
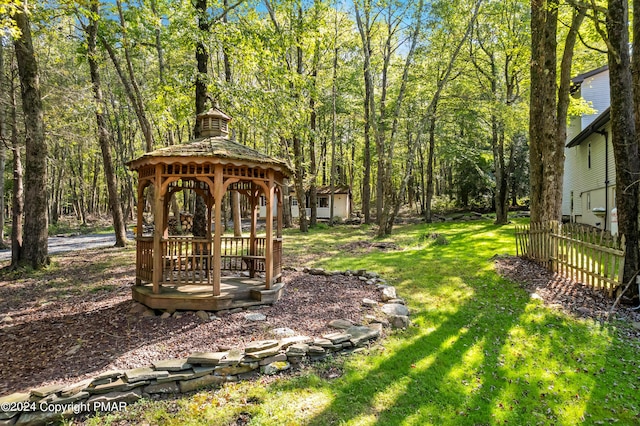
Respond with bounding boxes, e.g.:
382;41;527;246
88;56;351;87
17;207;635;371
250;282;285;303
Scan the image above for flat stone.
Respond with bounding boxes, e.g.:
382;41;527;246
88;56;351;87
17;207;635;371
259;353;287;366
364;315;389;327
327;319;354;329
195;310;209;321
191;365;217;377
178;375;225;393
91;378;148;394
129;303;147;314
270;327;296;337
308;268;325;275
143;382;180;394
15;410;64;425
390;315;410;329
322;332;351;344
48;391;90;406
152;358;192;372
381;303;409;317
219;349;244;366
215;362;258;375
0;394;29;405
0;393;29;419
286;343;309;355
244;346;281;360
633;322;640;330
86;388;142;409
245;340;279;353
387;298;405;305
92;371;123;382
57;379;92;398
362;298;378;307
124;367;169;383
229;308;243;314
279;336;313;348
358;276;368;281
156;372;198;383
307;345;326;355
381;286;397;300
314;338;335;348
187;351;228;366
142;308;156;317
160;312;171;319
346;325;380;346
30;384;63;398
244;313;266;321
261;361;290;375
172;312;182;319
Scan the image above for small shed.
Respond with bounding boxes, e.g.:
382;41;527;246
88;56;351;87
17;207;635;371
128;107;292;311
260;185;352;220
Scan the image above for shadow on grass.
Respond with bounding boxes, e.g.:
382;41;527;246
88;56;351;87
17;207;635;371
299;287;528;425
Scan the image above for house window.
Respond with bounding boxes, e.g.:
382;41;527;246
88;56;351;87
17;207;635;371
587;193;591;210
318;196;329;208
588;143;591;169
260;196;266;206
292;199;298;206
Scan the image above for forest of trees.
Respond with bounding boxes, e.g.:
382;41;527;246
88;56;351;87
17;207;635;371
0;0;616;268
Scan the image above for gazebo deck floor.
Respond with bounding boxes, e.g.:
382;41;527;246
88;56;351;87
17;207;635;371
132;277;284;311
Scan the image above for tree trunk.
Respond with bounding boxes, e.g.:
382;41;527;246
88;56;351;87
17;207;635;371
13;4;49;268
354;1;372;225
609;0;640;294
192;0;209;238
86;0;127;247
9;57;23;266
0;42;7;248
293;135;308;232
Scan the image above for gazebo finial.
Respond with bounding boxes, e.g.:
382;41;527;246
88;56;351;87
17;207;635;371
197;103;232;138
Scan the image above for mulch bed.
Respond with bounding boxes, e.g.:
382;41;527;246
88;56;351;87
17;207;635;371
494;255;640;339
0;249;380;396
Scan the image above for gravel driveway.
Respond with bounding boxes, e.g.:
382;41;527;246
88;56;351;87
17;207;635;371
0;232;135;261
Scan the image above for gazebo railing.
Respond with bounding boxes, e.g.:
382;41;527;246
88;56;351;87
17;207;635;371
135;235;273;286
163;237;212;285
220;236;265;271
135;237;154;283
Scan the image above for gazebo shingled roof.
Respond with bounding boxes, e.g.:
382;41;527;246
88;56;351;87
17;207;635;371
128;137;292;175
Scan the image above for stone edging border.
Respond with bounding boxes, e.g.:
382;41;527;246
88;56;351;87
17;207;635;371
0;268;410;426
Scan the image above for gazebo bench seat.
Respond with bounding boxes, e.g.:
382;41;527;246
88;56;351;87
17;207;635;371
242;255;265;277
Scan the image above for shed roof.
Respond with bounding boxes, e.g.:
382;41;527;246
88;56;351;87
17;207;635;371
128;136;293;176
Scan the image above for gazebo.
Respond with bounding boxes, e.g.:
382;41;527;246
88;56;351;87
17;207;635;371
128;107;292;311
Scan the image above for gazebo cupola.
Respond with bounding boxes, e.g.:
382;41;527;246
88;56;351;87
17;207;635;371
128;106;292;311
198;107;231;138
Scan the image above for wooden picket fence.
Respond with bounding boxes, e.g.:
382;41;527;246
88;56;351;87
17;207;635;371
515;221;625;297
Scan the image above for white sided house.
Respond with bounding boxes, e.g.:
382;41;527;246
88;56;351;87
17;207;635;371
259;185;351;220
562;66;617;232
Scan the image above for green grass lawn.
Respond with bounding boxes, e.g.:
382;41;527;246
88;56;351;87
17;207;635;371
79;219;640;426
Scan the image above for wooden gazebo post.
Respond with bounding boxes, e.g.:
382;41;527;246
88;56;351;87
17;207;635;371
152;164;164;294
264;171;275;288
212;165;224;296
